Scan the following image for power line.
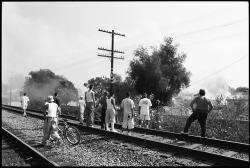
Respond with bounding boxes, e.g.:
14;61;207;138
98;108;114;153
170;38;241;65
190;55;248;86
116;18;247;54
182;32;248;47
53;56;95;71
173;18;247;38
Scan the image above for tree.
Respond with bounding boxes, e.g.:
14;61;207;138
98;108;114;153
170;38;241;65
24;69;78;104
127;37;191;105
87;76;110;103
87;74;136;105
235;87;249;93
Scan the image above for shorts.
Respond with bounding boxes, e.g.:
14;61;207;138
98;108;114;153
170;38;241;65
140;114;150;121
105;109;116;123
122;113;134;129
22;105;28;109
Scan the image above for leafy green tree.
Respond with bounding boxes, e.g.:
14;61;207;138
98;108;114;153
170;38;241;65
24;69;78;104
127;37;191;105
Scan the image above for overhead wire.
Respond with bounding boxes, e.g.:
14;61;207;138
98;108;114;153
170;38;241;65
190;55;248;86
43;9;248;75
47;7;246;72
181;32;248;47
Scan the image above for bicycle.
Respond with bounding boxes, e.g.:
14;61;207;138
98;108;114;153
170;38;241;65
56;118;81;145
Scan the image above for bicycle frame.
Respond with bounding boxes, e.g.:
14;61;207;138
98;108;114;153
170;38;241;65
57;120;69;138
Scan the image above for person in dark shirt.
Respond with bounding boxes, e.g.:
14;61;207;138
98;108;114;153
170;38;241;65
54;92;61;117
54;93;60;106
182;89;213;137
100;91;109;130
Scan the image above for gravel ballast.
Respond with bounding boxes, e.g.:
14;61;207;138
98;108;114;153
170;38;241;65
2;110;195;166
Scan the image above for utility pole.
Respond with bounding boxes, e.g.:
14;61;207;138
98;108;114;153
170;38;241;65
98;29;125;92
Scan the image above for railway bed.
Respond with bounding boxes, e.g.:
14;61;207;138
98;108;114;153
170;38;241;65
2;105;249;166
2;126;63;167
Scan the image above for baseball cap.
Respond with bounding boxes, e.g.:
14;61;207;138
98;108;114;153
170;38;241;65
48;95;54;102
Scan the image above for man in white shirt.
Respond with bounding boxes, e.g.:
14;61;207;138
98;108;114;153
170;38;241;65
20;93;30;117
138;93;152;129
121;91;135;136
78;96;86;125
42;95;62;146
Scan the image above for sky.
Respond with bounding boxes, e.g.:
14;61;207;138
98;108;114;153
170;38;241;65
2;1;249;98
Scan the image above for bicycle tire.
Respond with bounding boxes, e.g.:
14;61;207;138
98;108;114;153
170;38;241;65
65;126;81;145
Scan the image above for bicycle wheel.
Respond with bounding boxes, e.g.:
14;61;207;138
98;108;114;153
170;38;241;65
65;126;81;145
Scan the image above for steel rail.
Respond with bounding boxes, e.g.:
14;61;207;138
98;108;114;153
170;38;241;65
2;105;249;166
2;104;248;153
2;104;249;152
2;127;59;167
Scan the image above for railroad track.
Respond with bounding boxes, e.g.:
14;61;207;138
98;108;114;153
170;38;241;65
2;126;60;166
2;104;249;166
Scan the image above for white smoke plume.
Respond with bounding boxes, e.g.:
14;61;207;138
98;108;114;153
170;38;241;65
200;77;231;98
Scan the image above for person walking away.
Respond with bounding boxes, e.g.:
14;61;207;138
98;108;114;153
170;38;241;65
42;95;62;146
138;93;152;129
105;92;118;132
100;91;109;130
78;96;86;125
21;93;29;117
182;89;213;137
121;91;135;136
85;85;96;127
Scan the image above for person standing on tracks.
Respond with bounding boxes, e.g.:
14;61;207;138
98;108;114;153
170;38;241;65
85;85;96;127
78;96;86;125
138;93;152;129
105;92;118;132
121;91;135;136
20;93;30;117
54;93;61;110
100;91;109;130
42;95;62;146
182;89;214;137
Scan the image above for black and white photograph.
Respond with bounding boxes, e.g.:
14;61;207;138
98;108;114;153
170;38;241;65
2;1;249;166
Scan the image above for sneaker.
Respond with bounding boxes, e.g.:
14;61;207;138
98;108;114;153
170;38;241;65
111;129;118;133
127;132;131;136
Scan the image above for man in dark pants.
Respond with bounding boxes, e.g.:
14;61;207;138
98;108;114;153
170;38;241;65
183;89;213;137
85;85;96;127
100;91;109;130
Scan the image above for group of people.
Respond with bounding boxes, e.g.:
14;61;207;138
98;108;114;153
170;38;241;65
78;86;214;138
77;84;154;135
20;87;214;146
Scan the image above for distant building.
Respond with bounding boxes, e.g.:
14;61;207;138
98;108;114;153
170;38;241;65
225;89;249;118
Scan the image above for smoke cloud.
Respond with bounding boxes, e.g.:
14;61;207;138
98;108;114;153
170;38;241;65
200;77;231;98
